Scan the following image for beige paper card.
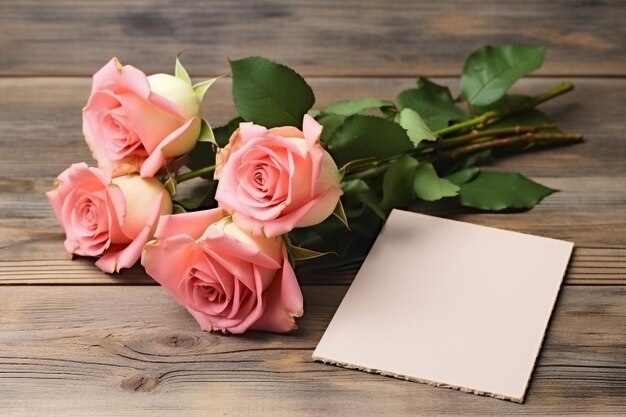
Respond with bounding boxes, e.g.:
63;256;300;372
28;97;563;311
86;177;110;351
313;210;573;402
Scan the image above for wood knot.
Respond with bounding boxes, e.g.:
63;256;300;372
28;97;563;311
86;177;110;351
121;374;159;392
157;334;196;349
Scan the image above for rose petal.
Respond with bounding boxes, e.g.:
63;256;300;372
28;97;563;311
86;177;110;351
201;227;281;270
116;92;184;154
96;190;167;273
239;122;268;143
154;209;225;241
91;58;151;99
250;254;303;332
302;114;323;148
139;116;201;177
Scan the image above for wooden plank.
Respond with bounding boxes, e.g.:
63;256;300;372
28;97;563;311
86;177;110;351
1;77;624;179
0;285;623;415
1;0;625;77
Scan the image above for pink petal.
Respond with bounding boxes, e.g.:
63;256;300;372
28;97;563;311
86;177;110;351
91;58;151;99
95;190;166;273
267;126;304;139
201;227;281;270
302;114;323;148
222;267;267;334
142;234;201;287
250;254;303;333
239;122;268;143
261;186;342;237
105;182;130;244
230;212;266;237
116;92;184;153
139;116;200;177
154;209;225;241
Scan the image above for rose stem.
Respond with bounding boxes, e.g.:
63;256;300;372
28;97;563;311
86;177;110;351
174;165;216;183
430;123;555;149
433;81;574;137
424;132;584;163
345;133;583;181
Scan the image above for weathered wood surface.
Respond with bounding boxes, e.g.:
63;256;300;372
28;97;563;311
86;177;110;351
1;0;625;414
0;286;624;416
1;1;625;77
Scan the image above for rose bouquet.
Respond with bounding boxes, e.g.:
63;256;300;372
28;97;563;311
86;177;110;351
48;45;582;333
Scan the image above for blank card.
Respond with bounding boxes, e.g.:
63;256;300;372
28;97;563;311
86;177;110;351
313;210;573;402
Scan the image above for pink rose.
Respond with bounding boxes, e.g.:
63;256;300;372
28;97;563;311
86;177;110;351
83;58;202;177
46;163;172;273
141;209;303;334
215;115;342;237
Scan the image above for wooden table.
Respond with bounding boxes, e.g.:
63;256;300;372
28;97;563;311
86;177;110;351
1;1;624;415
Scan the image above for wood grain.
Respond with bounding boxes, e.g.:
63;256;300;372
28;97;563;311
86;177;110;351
1;0;625;77
1;3;625;412
0;285;624;416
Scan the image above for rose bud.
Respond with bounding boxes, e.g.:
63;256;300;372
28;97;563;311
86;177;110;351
82;58;202;178
142;209;303;334
215;115;343;237
46;163;172;272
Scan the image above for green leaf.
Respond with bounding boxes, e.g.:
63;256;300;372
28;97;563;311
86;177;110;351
289;245;335;261
474;94;533;114
175;55;192;86
322;98;395;116
413;163;460;201
342;179;387;220
164;176;177;196
445;167;480;186
397;78;468;130
332;199;350;229
326;115;413;167
398;108;437;147
213;117;244;148
381;155;418;210
316;113;347;144
461;45;545;106
230;57;315;128
196;119;217;145
173;204;187;214
176;182;218;211
193;76;221;101
459;171;555;211
460;149;493;169
489;108;562;133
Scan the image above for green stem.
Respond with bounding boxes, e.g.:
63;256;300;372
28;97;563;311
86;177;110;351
174;165;216;183
433;81;574;137
432;123;555;149
434;112;495;137
345;132;583;182
424;132;584;163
